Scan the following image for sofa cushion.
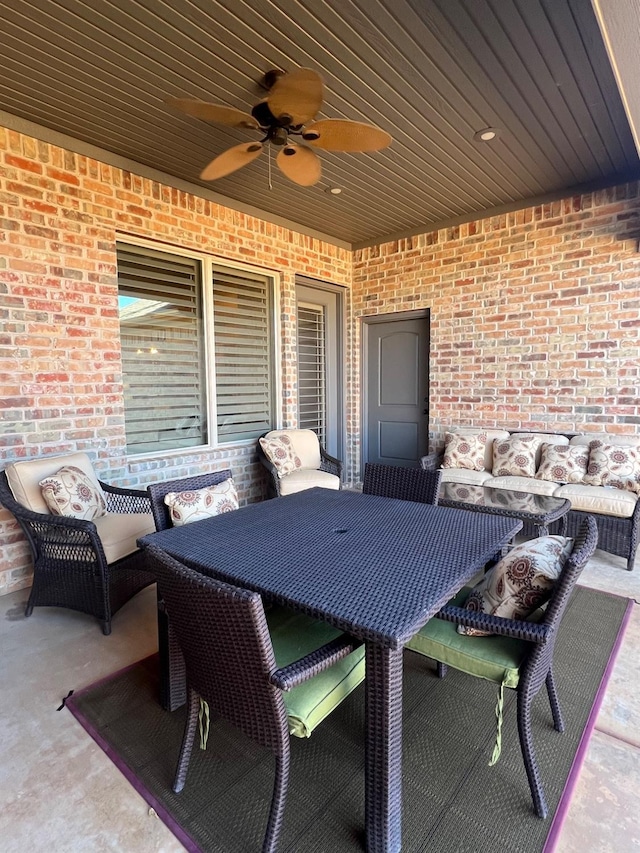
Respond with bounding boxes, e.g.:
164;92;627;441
535;443;590;484
457;535;573;636
569;432;640;449
39;465;107;521
554;483;638;518
5;452;103;515
442;432;487;471
98;512;156;563
440;468;495;486
449;428;510;471
279;469;341;495
583;442;640;495
492;435;540;477
486;476;560;496
259;433;303;478
164;479;239;527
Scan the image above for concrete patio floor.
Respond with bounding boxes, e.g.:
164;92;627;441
0;547;638;852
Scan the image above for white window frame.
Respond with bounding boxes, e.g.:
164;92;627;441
117;236;282;458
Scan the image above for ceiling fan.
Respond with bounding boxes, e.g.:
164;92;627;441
165;68;392;187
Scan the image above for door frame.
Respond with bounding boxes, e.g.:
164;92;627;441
295;276;346;461
361;308;430;472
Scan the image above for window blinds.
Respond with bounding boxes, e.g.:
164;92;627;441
297;303;327;446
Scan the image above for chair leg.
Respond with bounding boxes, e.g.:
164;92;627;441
437;662;448;678
517;689;548;819
262;747;290;853
545;668;565;733
173;687;199;793
101;620;112;636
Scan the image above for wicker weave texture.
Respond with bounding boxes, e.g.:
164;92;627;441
431;515;599;818
362;463;442;505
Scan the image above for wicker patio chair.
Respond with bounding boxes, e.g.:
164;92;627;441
406;514;598;818
147;469;234;711
362;462;442;505
0;454;156;635
257;429;342;498
145;544;365;853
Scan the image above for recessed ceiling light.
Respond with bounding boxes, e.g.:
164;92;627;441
325;186;342;195
474;127;499;142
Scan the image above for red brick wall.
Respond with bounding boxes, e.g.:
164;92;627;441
353;185;640;454
2;123;639;596
0;127;350;594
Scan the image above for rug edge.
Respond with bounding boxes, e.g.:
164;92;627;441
66;659;202;853
543;596;635;852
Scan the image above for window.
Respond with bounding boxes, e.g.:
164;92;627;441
117;242;275;455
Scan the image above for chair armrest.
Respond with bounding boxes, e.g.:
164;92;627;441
319;447;343;478
99;481;151;514
436;604;551;644
269;633;363;691
420;452;443;472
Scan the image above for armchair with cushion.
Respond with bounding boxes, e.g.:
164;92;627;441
146;544;365;853
0;452;156;635
147;469;236;710
257;429;342;497
406;515;598;818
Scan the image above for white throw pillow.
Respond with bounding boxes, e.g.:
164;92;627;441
442;432;487;471
583;442;640;494
535;443;589;484
39;465;107;521
259;434;303;478
164;479;239;527
458;536;574;636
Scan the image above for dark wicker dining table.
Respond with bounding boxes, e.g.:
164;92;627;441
139;487;522;853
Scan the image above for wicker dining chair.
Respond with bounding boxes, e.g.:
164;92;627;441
147;469;234;711
0;455;156;635
406;515;598;819
257;429;342;498
362;462;442;505
145;544;364;853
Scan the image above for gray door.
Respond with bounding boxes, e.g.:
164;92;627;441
364;312;430;467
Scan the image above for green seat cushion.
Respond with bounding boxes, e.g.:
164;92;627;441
406;589;530;689
267;607;366;738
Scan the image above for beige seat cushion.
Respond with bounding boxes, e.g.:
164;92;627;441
263;429;321;470
449;428;510;472
440;468;494;486
6;452;103;514
553;484;638;518
279;469;340;496
486;475;560;496
95;512;157;563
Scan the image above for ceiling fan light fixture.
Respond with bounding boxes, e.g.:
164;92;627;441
474;127;499;142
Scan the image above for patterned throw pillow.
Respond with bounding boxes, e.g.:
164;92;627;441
442;432;487;471
535;443;590;484
259;434;302;478
39;465;107;521
491;435;539;477
583;442;640;494
164;478;239;527
458;535;573;637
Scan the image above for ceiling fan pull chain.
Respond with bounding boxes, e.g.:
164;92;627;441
268;145;273;189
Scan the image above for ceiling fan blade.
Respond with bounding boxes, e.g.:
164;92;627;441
165;97;259;129
200;142;263;180
267;68;324;126
302;119;392;152
276;144;322;186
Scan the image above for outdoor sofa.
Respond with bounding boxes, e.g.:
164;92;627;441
421;427;640;570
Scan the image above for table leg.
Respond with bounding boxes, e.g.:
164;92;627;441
365;643;403;853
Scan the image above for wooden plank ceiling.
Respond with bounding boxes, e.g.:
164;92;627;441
0;0;638;247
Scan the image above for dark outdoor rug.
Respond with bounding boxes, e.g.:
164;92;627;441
67;586;632;853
